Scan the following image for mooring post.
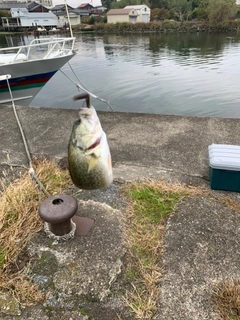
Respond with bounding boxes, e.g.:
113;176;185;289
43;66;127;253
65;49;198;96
39;194;94;238
39;194;78;237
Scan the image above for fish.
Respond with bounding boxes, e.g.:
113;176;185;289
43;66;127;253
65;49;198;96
68;93;113;190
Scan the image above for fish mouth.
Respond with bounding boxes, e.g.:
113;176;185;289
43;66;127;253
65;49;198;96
79;108;92;115
78;109;93;122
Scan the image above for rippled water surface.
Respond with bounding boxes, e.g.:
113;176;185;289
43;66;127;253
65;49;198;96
1;32;240;117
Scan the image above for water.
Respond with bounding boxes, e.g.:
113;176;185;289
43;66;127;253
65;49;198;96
1;32;240;117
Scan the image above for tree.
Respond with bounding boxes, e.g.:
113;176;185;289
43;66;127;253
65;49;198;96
192;0;202;10
149;0;168;9
192;0;208;20
168;0;193;21
207;0;238;26
150;8;170;20
101;0;114;10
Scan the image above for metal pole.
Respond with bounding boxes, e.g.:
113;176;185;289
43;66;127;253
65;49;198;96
64;0;73;38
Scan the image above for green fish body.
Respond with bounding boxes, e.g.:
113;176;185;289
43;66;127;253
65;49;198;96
68;105;113;190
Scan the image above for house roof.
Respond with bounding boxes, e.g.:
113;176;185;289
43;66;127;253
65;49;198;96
27;2;49;12
11;8;56;18
77;3;93;9
107;9;131;15
0;1;49;11
124;5;149;9
0;2;27;9
51;4;65;10
51;4;73;10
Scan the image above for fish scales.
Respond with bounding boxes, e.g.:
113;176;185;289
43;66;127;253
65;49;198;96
68;99;113;190
68;141;111;189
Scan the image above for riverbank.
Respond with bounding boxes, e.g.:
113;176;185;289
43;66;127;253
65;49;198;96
1;20;240;35
91;20;240;34
1;104;240;319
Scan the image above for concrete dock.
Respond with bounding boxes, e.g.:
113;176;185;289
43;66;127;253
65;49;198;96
0;104;240;319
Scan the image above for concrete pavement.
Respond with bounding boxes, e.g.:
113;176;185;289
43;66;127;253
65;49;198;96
0;104;240;319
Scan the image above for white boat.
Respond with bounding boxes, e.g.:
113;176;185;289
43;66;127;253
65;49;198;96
0;37;76;106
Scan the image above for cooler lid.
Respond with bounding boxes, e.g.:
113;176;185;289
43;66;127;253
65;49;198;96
208;144;240;171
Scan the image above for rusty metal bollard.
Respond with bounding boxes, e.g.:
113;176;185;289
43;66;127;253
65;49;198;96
39;194;95;238
39;194;78;237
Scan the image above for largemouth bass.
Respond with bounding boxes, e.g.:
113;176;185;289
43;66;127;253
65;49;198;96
68;93;113;190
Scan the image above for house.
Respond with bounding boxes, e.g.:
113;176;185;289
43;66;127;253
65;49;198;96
51;4;73;13
52;2;103;26
107;4;150;24
107;8;138;24
2;7;58;29
124;5;150;23
77;3;93;13
51;4;82;27
70;8;90;18
76;4;107;18
53;10;81;27
93;5;107;13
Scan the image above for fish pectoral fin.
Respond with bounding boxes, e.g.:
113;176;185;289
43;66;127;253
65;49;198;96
88;154;100;172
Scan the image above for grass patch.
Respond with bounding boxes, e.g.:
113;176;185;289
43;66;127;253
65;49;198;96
212;279;240;320
122;180;240;319
122;180;191;319
0;158;71;305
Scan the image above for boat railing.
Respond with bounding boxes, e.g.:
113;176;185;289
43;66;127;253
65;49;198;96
0;37;76;64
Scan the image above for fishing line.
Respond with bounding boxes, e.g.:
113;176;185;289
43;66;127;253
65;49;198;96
67;62;89;91
61;66;115;111
6;76;50;199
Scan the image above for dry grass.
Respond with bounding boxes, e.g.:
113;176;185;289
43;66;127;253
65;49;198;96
1;163;240;315
0;159;71;305
212;279;240;320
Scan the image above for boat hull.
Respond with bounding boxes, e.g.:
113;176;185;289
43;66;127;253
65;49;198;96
0;53;75;106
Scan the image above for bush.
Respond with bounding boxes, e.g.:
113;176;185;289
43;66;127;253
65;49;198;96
192;7;208;20
89;16;95;25
160;19;178;29
81;16;90;24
